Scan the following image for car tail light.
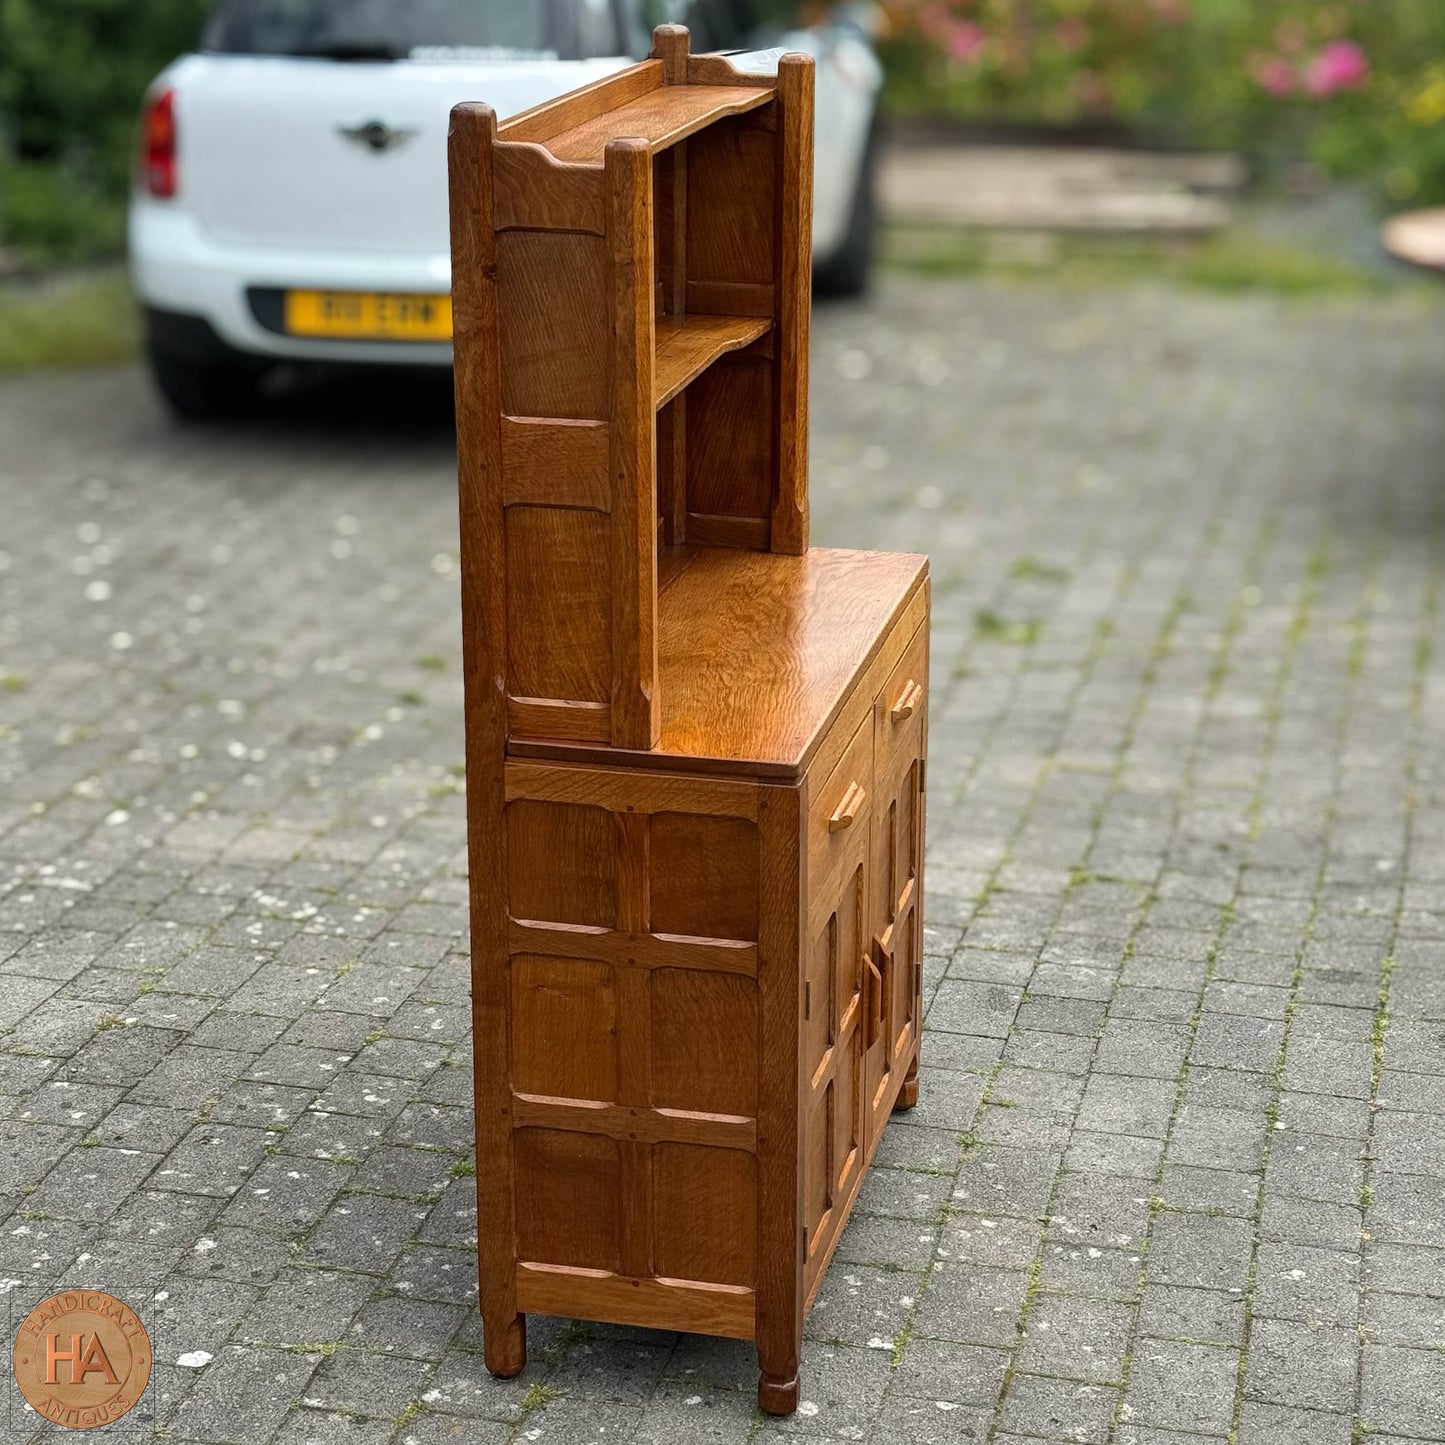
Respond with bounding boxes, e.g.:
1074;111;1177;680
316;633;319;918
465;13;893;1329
141;89;177;199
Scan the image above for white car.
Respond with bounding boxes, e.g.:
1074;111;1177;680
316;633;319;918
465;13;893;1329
129;0;883;418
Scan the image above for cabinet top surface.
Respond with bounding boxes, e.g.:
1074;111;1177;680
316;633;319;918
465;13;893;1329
510;546;928;779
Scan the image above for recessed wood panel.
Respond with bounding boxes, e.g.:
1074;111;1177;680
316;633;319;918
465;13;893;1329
501;418;610;513
650;969;758;1117
515;1129;622;1272
507;800;616;928
505;506;612;705
832;1016;861;1200
649;813;759;942
653;1144;757;1288
837;861;865;1040
902;773;918;889
685;359;773;527
805;912;836;1076
686;120;776;287
511;955;617;1102
497;230;608;418
804;1082;831;1263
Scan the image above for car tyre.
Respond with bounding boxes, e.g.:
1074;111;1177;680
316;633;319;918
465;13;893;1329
147;344;264;421
814;113;880;299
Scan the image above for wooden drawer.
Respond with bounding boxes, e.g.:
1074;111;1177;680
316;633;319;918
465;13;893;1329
874;623;928;788
807;709;873;897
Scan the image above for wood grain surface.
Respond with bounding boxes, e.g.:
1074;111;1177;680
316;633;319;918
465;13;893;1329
511;547;928;777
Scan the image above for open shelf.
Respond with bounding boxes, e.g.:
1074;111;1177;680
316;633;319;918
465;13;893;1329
655;314;772;409
534;84;773;166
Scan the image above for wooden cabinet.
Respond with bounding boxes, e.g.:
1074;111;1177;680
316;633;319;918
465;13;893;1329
449;26;929;1416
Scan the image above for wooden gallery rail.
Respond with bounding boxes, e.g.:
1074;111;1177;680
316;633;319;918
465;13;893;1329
448;24;931;1415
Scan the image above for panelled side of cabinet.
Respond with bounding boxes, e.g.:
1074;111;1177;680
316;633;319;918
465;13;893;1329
498;761;772;1344
452;93;668;755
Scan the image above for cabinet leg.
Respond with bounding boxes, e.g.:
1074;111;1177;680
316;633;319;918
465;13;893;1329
895;1055;920;1111
483;1312;526;1379
758;1366;801;1416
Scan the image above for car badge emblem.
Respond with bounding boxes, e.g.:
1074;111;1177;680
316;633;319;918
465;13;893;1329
339;120;417;154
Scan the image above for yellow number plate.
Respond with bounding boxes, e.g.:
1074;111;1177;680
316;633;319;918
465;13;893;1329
283;290;452;341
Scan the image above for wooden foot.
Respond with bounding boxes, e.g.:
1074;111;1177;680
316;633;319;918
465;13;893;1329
758;1371;800;1416
894;1059;920;1111
484;1313;526;1379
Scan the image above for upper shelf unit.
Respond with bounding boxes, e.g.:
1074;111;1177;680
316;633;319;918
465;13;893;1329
449;25;814;753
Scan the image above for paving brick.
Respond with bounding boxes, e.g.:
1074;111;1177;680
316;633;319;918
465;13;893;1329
1125;1338;1239;1435
1017;1293;1133;1381
168;1345;317;1444
1148;1213;1254;1292
1251;1243;1360;1327
1235;1401;1353;1445
3;270;1442;1437
1244;1320;1357;1414
1138;1283;1246;1344
1001;1373;1119;1443
912;1261;1030;1347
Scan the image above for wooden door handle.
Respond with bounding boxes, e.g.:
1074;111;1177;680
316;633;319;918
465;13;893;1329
891;680;923;723
829;780;866;832
864;955;883;1049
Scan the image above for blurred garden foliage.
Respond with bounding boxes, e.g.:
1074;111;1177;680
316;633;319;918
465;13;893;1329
0;0;209;263
879;0;1445;204
2;0;1442;270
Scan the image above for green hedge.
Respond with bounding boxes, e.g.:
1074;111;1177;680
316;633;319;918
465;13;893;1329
0;0;209;263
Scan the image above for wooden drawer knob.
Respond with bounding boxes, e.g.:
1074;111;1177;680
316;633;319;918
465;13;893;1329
891;680;923;723
829;780;866;832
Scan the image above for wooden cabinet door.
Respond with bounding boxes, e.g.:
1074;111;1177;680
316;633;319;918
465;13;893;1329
803;713;873;1294
801;816;868;1296
866;626;928;1149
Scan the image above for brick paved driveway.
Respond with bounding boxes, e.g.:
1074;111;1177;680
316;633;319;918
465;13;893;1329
2;276;1444;1444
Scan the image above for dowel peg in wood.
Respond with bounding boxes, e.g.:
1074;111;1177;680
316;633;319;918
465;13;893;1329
650;24;691;84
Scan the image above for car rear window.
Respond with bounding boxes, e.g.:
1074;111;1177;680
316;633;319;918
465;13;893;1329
203;0;634;62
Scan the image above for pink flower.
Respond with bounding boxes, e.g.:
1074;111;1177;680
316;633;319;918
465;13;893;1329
1249;52;1297;98
1305;40;1370;96
943;19;987;64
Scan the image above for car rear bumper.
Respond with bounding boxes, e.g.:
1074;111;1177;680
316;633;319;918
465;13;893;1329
129;198;455;366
